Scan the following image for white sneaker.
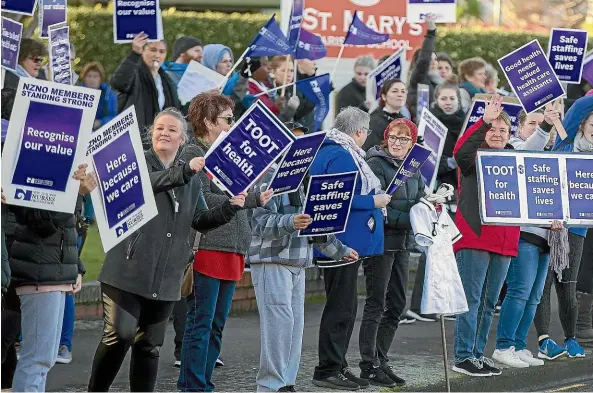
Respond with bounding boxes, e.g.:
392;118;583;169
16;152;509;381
515;349;544;366
492;347;529;368
406;310;437;322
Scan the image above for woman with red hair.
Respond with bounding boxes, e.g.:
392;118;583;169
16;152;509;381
358;118;425;387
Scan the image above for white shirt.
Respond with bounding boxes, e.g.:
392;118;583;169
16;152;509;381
154;73;165;110
410;198;468;315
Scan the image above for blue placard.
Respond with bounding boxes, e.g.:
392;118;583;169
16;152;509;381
1;17;23;71
205;101;294;196
477;150;593;227
419;109;447;190
2;0;37;15
38;0;66;39
268;130;327;196
113;0;160;43
368;48;404;101
463;98;523;136
498;40;565;113
547;28;588;84
299;171;358;236
386;143;432;194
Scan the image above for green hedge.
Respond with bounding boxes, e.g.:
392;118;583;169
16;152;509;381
54;6;593;85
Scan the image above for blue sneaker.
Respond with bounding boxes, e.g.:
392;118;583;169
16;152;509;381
565;338;585;358
538;338;567;360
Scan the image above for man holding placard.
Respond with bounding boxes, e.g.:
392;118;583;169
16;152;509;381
310;107;391;390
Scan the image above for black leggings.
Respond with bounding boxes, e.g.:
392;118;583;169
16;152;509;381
88;284;175;392
577;230;592;294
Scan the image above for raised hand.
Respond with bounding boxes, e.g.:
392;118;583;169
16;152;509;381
483;94;503;124
132;32;149;55
293;213;313;230
189;157;205;173
425;13;437;30
1;187;6;204
543;103;561;126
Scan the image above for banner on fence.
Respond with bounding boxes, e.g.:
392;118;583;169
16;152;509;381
299;171;357;236
477;150;593;227
86;107;158;252
1;78;100;213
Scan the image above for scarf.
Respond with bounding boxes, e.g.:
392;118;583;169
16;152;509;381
326;128;383;195
459;81;486;98
15;65;33;78
573;132;593;152
549;228;570;282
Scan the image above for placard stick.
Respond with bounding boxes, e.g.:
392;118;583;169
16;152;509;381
281;55;291;98
254;82;296;97
330;43;345;81
292;57;298;96
218;47;249;90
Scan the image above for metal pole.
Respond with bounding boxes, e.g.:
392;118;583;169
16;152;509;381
441;314;451;393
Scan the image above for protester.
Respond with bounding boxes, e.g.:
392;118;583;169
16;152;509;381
336;56;375;113
436;52;456;83
458;57;487;112
451;94;519;377
202;44;234;76
363;79;407;151
406;14;442;121
163;36;204;85
533;110;593;359
247;56;301;121
9;164;93;392
310;107;391;390
248;122;358;392
294;59;320;130
88;108;243;392
3;38;47;89
361;118;425;387
178;93;273;392
484;64;511;97
80;61;118;130
492;105;564;368
110;33;181;146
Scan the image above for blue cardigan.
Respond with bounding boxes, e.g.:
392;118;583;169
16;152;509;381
82;82;118;128
309;138;384;261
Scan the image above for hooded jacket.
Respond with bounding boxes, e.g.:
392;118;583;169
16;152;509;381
452;119;520;257
309;138;384;266
202;44;233;73
337;79;368;114
366;146;425;250
431;105;465;191
98;147;239;301
110;51;181;146
363;107;405;151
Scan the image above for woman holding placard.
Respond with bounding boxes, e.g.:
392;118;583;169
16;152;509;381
451;94;518;377
178;93;274;392
88;108;243;392
359;118;424;387
363;80;408;151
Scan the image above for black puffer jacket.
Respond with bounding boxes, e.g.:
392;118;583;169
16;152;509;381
336;79;367;114
366;146;425;250
431;105;465;192
407;29;440;121
8;206;84;287
363;107;405;151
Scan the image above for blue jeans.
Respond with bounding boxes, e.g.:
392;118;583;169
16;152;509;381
496;239;549;350
454;249;511;364
178;271;236;392
60;294;75;351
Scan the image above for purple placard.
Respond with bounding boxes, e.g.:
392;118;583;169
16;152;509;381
12;101;81;192
464;99;523;136
370;48;404;100
38;0;66;39
421;119;445;190
547;28;589;84
478;155;521;219
386;144;432;194
583;53;593;85
287;0;304;51
113;0;159;43
48;24;71;84
2;0;37;15
524;156;563;220
566;158;593;221
1;17;23;71
268;131;326;195
499;40;565;113
93;130;145;228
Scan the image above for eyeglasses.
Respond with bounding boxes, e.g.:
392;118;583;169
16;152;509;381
387;136;412;145
28;56;44;65
218;116;235;125
361;127;371;134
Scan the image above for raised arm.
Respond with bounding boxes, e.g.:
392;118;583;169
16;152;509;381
109;34;148;94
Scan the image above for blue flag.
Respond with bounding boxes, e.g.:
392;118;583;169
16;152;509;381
246;15;294;58
295;29;327;60
296;74;331;132
344;11;389;46
288;0;304;52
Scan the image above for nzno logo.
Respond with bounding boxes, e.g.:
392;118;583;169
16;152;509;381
350;0;381;6
14;189;32;201
115;222;129;238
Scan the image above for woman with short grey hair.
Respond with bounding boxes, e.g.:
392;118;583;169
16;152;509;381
88;108;244;392
337;56;376;113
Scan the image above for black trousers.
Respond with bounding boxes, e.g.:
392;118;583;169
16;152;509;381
577;229;592;294
410;252;426;313
1;280;20;389
173;298;187;361
359;251;409;370
88;284;176;392
314;260;362;380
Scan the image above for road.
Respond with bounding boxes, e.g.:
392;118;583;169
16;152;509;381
46;297;592;392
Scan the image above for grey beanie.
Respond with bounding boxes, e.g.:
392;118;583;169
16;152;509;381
173;36;203;60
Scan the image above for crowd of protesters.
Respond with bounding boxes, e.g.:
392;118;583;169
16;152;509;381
1;11;592;393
